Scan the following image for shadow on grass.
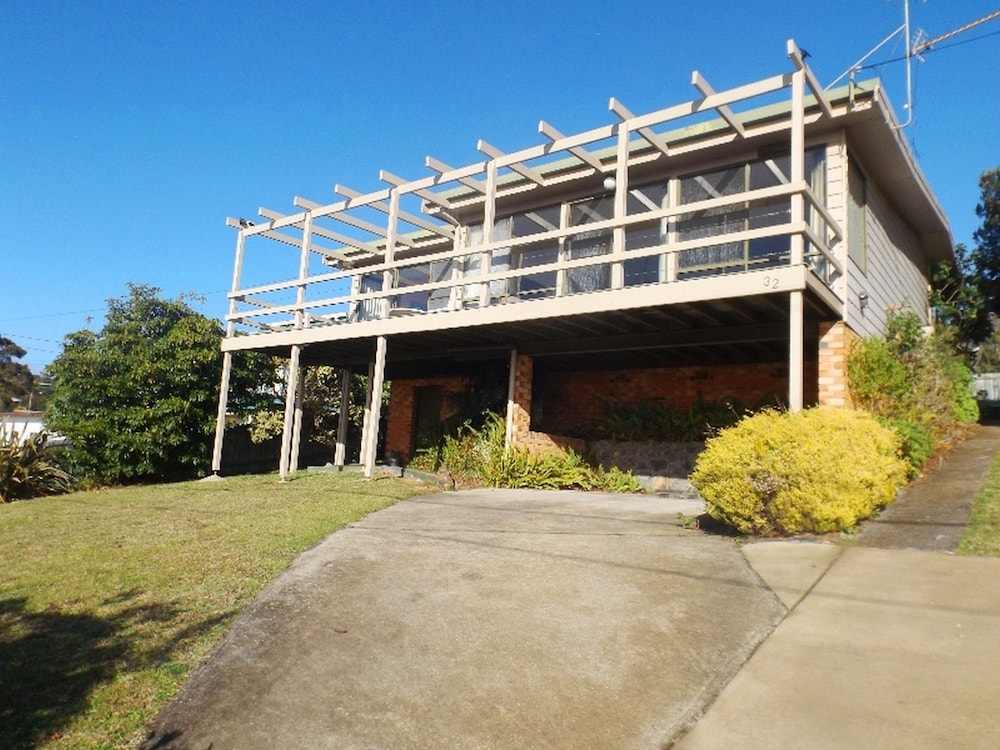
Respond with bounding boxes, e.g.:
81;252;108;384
0;593;233;749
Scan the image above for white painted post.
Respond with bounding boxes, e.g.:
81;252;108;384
363;336;388;478
279;345;301;481
789;291;804;411
381;190;399;319
612;120;629;289
359;361;375;472
666;178;679;283
210;226;247;475
505;348;518;453
296;212;313;328
334;367;351;467
290;365;305;473
789;65;806;412
556;202;569;297
481;161;497;307
790;67;805;267
210;351;233;474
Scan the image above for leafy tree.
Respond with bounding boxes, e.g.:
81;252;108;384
931;244;988;355
973;166;1000;316
45;284;265;484
0;336;34;411
248;365;375;460
931;166;1000;361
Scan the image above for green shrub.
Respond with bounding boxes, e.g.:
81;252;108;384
0;428;74;503
848;308;979;476
427;413;644;493
585;395;753;442
889;419;936;478
690;408;907;536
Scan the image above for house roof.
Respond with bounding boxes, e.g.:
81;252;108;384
829;82;953;265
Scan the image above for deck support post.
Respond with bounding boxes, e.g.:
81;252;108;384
363;336;388;478
787;54;806;412
334;367;352;467
279;345;302;480
789;291;804;411
290;365;305;473
210;351;233;474
211;224;247;475
505;348;518;453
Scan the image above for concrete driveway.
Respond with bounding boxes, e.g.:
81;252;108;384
140;489;785;750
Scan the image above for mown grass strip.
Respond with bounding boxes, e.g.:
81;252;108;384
958;445;1000;557
0;472;431;749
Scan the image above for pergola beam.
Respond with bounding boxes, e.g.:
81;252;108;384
787;39;833;119
261;204;401;251
256;218;370;262
608;97;671;158
691;71;747;138
477;139;546;186
334;184;454;238
425;155;487;194
537;120;605;172
379;169;455;212
293;201;418;249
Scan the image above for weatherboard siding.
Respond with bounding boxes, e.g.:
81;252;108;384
846;160;929;338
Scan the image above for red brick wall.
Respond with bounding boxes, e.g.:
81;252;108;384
385;376;469;463
386;357;822;460
818;321;854;408
537;361;817;435
509;354;533;444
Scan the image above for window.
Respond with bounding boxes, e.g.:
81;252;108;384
356;272;383;321
511;205;560;298
464;218;512;305
625;182;668;286
675;148;826;277
848;157;867;272
747;155;791;261
677;165;750;276
567;195;613;293
395;263;430;311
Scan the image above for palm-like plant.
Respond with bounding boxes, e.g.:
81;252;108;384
0;425;73;502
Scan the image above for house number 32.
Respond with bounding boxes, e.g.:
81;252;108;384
763;276;779;290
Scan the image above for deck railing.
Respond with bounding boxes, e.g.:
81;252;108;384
225;180;843;336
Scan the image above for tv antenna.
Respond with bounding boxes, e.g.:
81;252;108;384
827;1;1000;129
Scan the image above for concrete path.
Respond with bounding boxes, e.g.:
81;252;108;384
141;427;1000;750
675;544;1000;750
140;491;784;750
675;425;1000;749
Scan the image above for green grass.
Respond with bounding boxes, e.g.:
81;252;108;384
0;471;431;750
958;447;1000;556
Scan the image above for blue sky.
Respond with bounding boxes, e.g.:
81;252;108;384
3;0;999;372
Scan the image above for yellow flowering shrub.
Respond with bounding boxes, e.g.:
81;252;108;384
690;407;907;536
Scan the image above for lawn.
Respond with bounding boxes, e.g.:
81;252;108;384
958;444;1000;556
0;471;432;750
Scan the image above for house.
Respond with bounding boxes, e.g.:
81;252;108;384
0;411;69;447
209;40;953;479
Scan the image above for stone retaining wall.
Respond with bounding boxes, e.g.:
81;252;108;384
588;439;705;497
